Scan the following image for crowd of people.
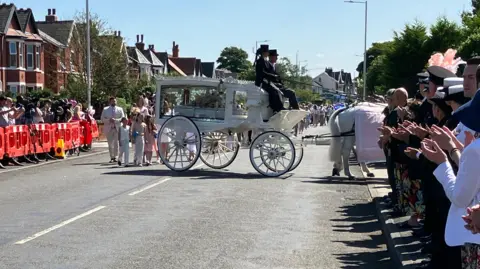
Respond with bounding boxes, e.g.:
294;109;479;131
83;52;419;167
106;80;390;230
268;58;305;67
378;57;480;269
297;104;334;134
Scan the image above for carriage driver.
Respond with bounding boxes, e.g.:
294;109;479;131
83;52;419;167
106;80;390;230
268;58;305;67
268;49;300;110
254;44;284;113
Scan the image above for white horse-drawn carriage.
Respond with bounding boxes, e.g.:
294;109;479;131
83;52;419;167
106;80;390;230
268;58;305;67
154;76;308;177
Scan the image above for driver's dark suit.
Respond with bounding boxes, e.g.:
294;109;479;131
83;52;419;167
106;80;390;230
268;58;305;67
255;57;284;112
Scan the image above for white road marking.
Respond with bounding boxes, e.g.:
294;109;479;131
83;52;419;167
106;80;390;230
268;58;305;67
14;206;106;245
128;178;171;196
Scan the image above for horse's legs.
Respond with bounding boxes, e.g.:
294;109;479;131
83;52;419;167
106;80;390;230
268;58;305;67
342;136;355;179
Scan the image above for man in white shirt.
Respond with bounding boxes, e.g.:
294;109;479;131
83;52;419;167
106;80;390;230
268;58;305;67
101;97;125;162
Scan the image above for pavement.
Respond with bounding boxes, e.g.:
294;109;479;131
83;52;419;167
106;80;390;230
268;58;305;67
361;165;428;269
0;126;392;269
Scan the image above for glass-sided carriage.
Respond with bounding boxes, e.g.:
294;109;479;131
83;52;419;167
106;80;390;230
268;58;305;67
154;76;308;177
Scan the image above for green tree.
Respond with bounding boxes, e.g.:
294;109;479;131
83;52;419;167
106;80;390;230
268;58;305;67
216;46;251;73
425;17;463;53
68;11;130;108
275;57;312;90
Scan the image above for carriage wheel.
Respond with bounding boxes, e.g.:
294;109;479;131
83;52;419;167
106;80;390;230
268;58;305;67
199;132;240;169
249;131;295;177
158;116;201;172
289;143;304;172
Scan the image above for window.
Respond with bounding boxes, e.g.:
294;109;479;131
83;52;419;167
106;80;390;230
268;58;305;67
8;85;17;97
35;45;40;69
18;43;23;68
27;86;34;92
20;85;26;94
9;42;17;67
70;50;75;71
26;45;34;68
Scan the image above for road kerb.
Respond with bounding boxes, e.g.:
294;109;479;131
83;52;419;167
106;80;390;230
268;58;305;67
0;149;109;174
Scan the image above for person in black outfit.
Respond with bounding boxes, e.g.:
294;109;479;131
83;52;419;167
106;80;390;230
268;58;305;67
267;49;299;110
254;44;284;113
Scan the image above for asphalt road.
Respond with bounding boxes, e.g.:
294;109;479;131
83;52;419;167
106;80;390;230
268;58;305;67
0;126;391;269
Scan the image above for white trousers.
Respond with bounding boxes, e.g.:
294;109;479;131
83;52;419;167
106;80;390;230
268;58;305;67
106;129;119;159
134;136;144;165
118;140;130;165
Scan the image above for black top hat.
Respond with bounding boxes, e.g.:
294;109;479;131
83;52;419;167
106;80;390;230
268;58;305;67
453;89;480;132
427;66;456;86
259;44;269;53
268;49;279;56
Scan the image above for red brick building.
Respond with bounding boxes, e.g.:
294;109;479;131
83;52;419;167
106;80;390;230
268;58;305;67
0;4;44;95
36;8;78;93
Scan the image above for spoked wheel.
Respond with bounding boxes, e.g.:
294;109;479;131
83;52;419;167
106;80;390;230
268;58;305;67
249;131;295;177
289;144;304;172
158;116;201;172
200;132;240;169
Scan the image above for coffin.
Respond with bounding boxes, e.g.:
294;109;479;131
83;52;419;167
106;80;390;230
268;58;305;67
354;103;386;163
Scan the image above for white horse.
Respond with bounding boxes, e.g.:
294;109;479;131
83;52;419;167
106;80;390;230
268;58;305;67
328;106;376;179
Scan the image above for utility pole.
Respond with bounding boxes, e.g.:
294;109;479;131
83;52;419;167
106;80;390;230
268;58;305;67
86;0;92;108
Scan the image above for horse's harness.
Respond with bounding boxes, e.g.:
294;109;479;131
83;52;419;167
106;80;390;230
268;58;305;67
301;106;356;141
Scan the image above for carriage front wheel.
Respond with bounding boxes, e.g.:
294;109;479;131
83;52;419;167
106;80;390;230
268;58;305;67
158;116;201;172
249;131;295;177
199;132;240;169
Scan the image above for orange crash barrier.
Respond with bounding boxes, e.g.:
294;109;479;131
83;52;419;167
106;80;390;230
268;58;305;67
29;124;53;154
4;125;29;158
0;127;4;160
52;123;73;150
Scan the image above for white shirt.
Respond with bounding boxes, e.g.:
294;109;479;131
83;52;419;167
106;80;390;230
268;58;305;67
119;125;130;142
433;138;480;246
0;106;9;127
455;122;474;145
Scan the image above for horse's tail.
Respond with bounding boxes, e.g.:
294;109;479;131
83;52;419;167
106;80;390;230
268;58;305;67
328;108;345;162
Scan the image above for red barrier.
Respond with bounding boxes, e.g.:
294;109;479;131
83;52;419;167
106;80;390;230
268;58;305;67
0;127;4;160
69;122;81;149
29;124;53;154
52;123;73;150
4;125;29;158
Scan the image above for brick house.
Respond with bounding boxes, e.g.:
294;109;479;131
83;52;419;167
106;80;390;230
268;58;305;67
127;34;164;79
168;41;203;77
36;8;78;93
0;4;44;95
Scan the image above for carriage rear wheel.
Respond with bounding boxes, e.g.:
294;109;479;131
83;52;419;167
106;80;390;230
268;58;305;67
158;116;201;172
200;132;239;169
289;143;304;172
249;131;295;177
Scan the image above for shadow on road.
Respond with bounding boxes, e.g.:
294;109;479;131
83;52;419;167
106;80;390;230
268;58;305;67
102;168;293;180
302;176;386;186
331;202;392;269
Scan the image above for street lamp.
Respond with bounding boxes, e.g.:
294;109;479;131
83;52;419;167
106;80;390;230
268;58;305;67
345;0;368;101
86;0;92;108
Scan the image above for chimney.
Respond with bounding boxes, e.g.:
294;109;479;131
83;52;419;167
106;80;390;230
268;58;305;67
45;8;58;22
118;31;121;37
114;31;117;36
149;44;155;51
172;41;179;57
136;35;139;42
135;34;145;51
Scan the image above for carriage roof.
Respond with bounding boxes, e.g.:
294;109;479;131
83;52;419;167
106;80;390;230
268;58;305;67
155;76;257;91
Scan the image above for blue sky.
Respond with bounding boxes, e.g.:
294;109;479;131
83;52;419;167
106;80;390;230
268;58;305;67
16;0;472;77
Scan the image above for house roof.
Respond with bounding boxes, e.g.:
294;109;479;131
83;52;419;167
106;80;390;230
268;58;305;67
127;46;151;65
0;4;17;34
169;57;196;76
38;29;65;48
167;59;187;76
17;8;38;33
143;49;164;67
201;62;215;78
36;20;74;46
154;52;168;67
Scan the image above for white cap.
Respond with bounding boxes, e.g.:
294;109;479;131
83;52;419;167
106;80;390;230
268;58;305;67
447;85;464;95
443;77;463;88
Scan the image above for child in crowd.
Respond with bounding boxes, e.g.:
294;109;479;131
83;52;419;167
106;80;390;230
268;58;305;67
117;117;130;167
144;115;157;166
131;113;146;166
